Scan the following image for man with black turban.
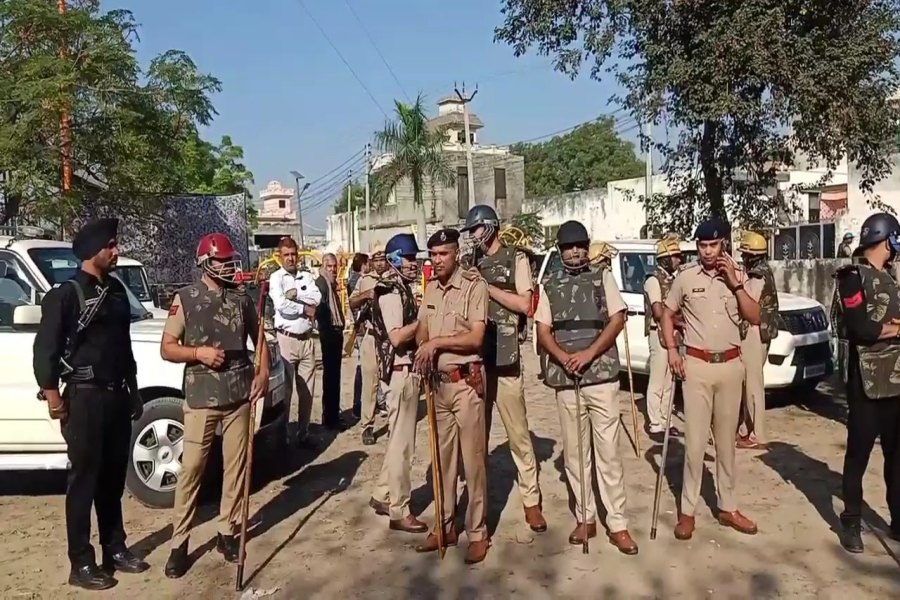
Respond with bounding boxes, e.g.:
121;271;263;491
33;218;149;590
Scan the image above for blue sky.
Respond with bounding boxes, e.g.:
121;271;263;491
106;0;635;227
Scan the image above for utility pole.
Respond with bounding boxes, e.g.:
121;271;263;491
290;170;306;248
364;142;371;239
455;82;478;210
347;169;353;253
58;0;72;193
644;120;653;218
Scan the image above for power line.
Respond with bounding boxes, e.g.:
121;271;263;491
302;158;366;200
342;0;410;102
497;107;628;146
303;148;365;188
295;0;388;118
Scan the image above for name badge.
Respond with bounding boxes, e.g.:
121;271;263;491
426;304;436;310
692;288;705;293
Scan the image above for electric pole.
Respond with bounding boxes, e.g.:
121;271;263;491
364;142;371;241
455;82;478;210
644;120;653;214
58;0;72;193
290;170;306;248
347;169;354;253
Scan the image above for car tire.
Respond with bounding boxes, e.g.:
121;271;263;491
125;396;185;509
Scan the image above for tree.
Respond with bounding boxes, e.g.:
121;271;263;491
505;211;545;248
511;118;643;197
373;94;455;246
496;1;900;234
0;0;221;227
332;181;366;214
178;131;256;225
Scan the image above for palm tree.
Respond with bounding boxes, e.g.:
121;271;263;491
373;94;455;246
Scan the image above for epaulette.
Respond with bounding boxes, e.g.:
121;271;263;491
460;268;481;282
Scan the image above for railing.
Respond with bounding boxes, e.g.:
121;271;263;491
769;221;837;260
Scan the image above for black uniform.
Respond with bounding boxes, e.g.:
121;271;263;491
315;273;345;428
33;269;137;569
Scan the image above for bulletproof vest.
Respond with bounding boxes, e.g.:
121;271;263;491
643;267;674;336
850;264;900;399
540;265;621;389
179;282;254;409
371;276;418;383
739;261;780;344
478;245;521;368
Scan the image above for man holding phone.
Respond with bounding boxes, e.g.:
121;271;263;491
661;218;760;541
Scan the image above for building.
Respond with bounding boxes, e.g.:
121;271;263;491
253;180;301;249
326;95;525;251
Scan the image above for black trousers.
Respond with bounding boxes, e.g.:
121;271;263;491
319;330;344;425
62;384;131;567
841;371;900;531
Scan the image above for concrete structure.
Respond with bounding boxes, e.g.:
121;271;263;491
326;96;525;251
253;180;301;248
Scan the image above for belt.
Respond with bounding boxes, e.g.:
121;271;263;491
277;328;311;340
437;362;482;383
393;364;412;373
68;381;126;392
685;346;741;364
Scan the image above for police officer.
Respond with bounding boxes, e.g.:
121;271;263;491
413;228;491;565
33;218;149;590
349;243;388;444
736;231;779;450
161;233;270;578
461;205;547;532
661;218;759;540
367;234;428;533
643;234;683;441
534;220;638;554
834;212;900;553
838;232;855;258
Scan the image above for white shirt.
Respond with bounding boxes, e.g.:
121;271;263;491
269;267;321;335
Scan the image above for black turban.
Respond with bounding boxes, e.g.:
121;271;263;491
73;218;118;261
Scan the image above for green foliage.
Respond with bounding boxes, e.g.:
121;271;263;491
0;0;222;225
511;118;643;198
333;181;366;213
506;211;544;248
496;0;900;232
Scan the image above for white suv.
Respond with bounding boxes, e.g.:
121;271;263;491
534;239;833;389
0;237;288;508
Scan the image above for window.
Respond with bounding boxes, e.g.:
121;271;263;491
620;252;655;294
808;192;821;223
457;167;469;219
278;199;286;209
457;130;466;144
116;265;152;302
543;225;559;245
494;168;507;201
0;251;37;326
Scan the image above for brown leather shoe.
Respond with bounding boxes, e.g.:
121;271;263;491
718;510;758;535
608;530;639;555
568;522;597;545
368;497;389;517
674;514;695;540
389;515;428;534
415;526;459;553
524;505;547;533
464;539;490;565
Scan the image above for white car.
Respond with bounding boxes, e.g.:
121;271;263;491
534;239;833;389
0;237;288;508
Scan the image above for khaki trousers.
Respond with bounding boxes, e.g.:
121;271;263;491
277;332;316;437
681;355;744;516
646;332;675;431
360;334;380;429
171;402;250;549
739;328;768;442
372;368;421;520
434;377;488;542
556;381;628;531
485;368;541;508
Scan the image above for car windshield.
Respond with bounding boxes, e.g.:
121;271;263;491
116;265;151;302
27;247;152;322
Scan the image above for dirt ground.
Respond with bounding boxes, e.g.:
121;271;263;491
2;347;899;599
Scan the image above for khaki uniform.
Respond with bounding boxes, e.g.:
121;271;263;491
419;267;489;542
739;278;768;442
163;288;256;549
665;263;746;516
371;292;421;520
484;252;541;508
534;270;629;530
350;273;382;430
644;276;675;432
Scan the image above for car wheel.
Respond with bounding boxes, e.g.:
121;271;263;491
125;396;185;509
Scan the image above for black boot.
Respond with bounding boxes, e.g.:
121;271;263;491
68;563;117;591
216;533;240;563
840;515;864;553
164;543;189;579
362;426;375;446
102;548;150;574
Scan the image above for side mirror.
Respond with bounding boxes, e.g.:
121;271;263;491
13;305;42;330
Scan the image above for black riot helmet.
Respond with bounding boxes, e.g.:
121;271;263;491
461;204;500;251
858;212;900;250
556;220;591;272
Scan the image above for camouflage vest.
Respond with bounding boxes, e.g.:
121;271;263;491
643;268;674;336
738;262;780;344
371;275;418;383
540;266;621;389
478;245;521;368
179;282;254;409
852;265;900;399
